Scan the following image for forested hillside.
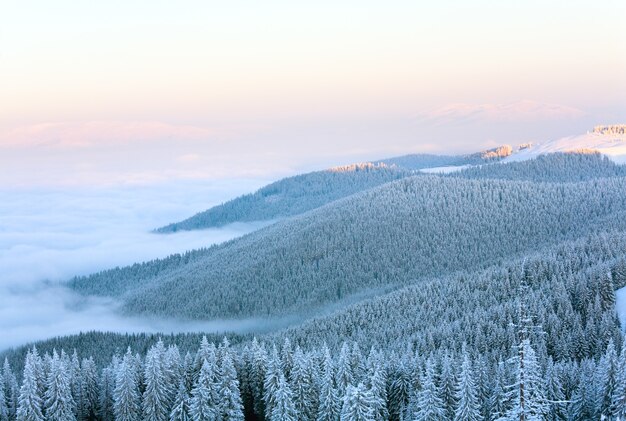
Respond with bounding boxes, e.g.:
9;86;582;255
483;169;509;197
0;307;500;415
6;152;626;421
455;152;626;182
276;231;626;357
378;145;512;170
156;145;517;233
156;164;410;232
72;174;626;320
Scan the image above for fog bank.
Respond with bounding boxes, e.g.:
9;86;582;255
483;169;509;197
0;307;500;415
0;179;270;350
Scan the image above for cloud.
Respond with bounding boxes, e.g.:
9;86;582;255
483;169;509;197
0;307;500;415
0;179;274;350
422;100;586;124
0;121;220;149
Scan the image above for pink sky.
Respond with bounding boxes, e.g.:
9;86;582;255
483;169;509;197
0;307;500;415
1;1;624;186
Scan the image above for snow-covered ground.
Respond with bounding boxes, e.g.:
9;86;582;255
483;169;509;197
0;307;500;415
505;130;626;164
419;165;471;174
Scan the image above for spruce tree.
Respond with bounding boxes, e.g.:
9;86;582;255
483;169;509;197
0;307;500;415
611;337;626;419
263;346;283;419
317;347;340;421
544;359;565;421
596;339;618;418
269;373;297;421
44;351;76;421
0;370;8;421
99;360;117;421
16;352;44;421
440;353;458;420
216;352;244;421
454;351;481;421
340;383;375;421
413;359;446;421
336;344;354;397
114;351;142;421
367;359;388;421
250;339;268;418
505;339;548;421
69;350;81;419
79;357;99;421
388;359;411;421
189;359;218;421
169;381;191;421
3;358;18;420
290;347;315;421
143;341;171;421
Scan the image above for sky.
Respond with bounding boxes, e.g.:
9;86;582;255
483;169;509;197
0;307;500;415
1;0;625;187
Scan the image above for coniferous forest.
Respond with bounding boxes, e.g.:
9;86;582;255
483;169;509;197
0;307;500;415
4;152;626;420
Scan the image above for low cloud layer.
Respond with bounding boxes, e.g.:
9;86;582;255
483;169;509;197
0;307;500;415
0;179;271;350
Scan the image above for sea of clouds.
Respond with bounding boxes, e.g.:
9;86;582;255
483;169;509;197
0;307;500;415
0;178;272;350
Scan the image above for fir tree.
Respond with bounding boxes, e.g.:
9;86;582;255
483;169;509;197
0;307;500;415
290;347;315;421
505;339;548;421
143;340;171;421
263;346;283;419
16;352;44;421
99;360;117;421
169;381;191;421
454;351;481;421
79;357;99;421
336;344;354;397
611;337;626;419
544;359;565;421
596;339;618;418
3;358;18;420
189;359;218;421
269;373;297;421
340;383;375;421
114;351;142;421
216;352;244;421
0;369;8;421
250;339;268;419
69;350;81;419
413;359;446;421
367;360;388;421
388;359;411;421
44;351;76;421
317;347;340;421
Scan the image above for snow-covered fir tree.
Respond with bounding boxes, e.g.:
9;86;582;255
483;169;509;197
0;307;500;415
340;383;375;421
411;358;446;421
454;350;481;421
0;368;8;421
189;359;217;421
169;381;191;421
611;337;626;419
317;346;340;421
3;359;18;420
143;341;171;421
79;357;99;421
114;350;141;421
269;373;297;421
216;351;244;421
16;351;43;421
44;351;76;421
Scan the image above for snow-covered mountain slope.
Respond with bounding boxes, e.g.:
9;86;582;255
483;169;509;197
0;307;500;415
504;125;626;164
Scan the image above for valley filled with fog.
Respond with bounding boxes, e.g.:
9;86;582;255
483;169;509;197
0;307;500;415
0;179;270;350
